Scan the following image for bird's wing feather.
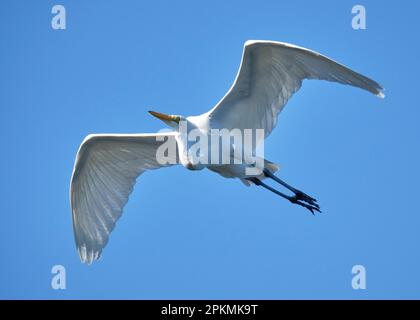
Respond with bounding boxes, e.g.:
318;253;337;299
70;132;178;264
209;40;384;138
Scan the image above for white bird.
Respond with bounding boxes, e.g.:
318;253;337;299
70;40;384;264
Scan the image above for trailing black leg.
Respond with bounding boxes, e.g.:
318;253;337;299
263;169;320;209
247;177;321;215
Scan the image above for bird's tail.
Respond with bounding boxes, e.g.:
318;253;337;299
264;159;280;174
240;159;280;186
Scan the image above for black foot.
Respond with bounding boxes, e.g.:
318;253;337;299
262;169;320;212
246;177;322;214
289;196;322;215
294;190;320;209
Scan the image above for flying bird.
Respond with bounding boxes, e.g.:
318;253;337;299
70;40;384;264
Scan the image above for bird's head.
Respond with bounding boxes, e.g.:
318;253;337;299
148;110;185;129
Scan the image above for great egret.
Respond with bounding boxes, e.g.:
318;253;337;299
70;40;384;264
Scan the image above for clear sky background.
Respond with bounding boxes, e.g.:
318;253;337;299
1;0;419;299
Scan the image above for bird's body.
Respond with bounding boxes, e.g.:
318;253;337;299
171;113;270;178
70;40;384;264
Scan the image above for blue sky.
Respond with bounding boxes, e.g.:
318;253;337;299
1;0;419;299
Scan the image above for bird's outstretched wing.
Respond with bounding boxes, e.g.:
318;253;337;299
209;40;384;138
70;133;178;264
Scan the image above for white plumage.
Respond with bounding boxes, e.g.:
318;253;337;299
70;133;177;263
70;41;384;264
208;40;383;139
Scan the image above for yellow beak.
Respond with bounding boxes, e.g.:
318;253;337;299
148;111;179;123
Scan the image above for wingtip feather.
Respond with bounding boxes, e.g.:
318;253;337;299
78;245;102;265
